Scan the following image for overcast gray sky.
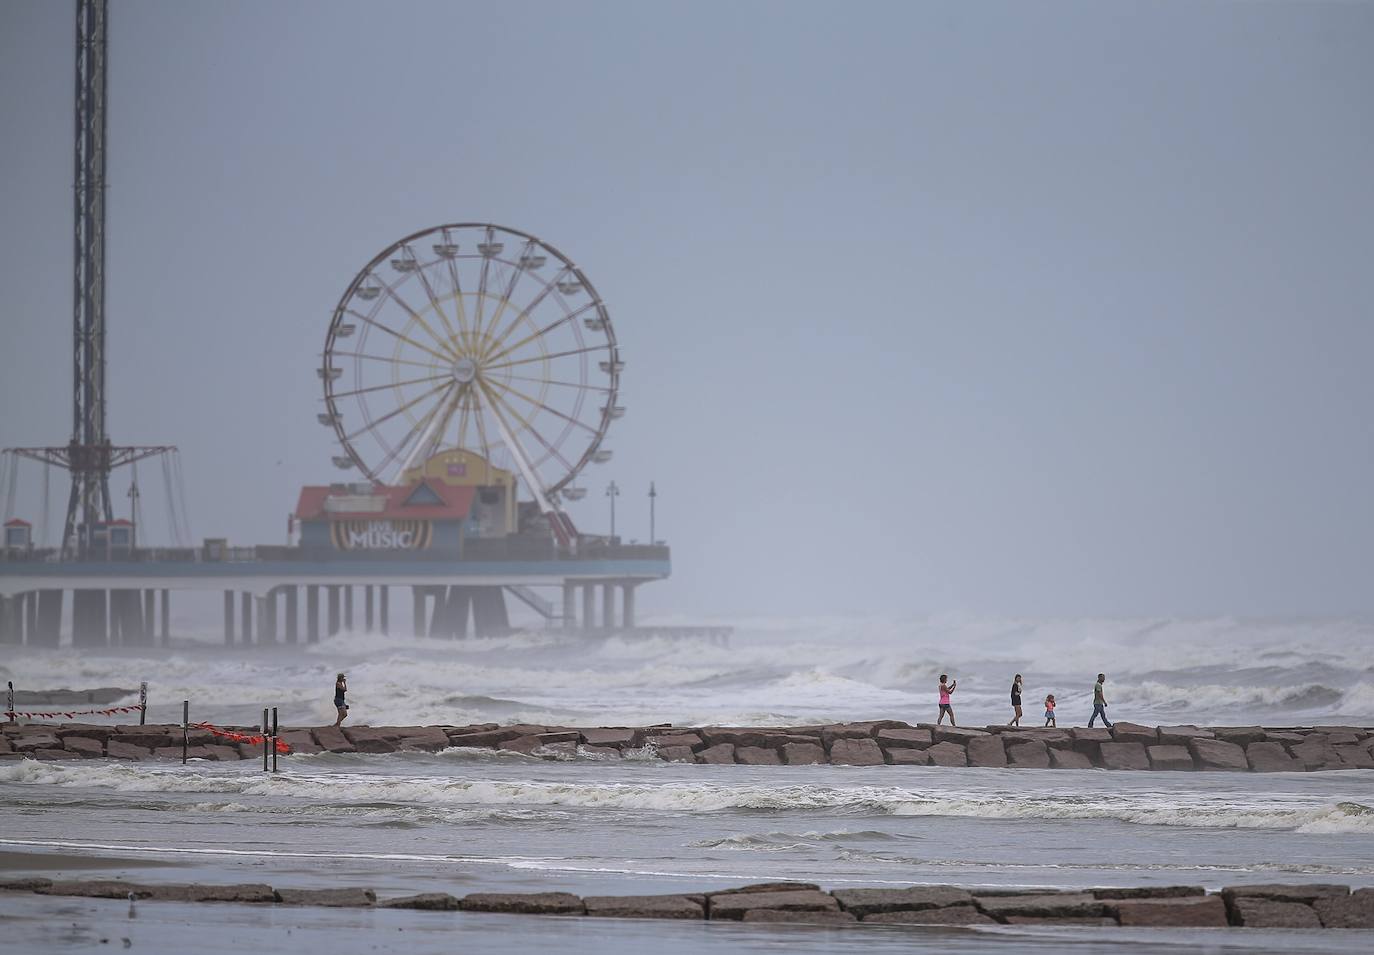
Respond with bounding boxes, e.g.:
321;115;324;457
2;0;1371;618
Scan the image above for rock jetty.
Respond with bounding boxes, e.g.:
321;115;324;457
3;719;1373;771
2;877;1370;929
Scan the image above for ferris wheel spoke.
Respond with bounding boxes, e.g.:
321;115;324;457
502;372;611;393
478;378;576;475
378;281;457;362
480;269;570;364
474;239;534;353
373;382;456;475
473;236;495;352
484;376;599;435
440;245;473;353
400;382;462;474
345;308;454;366
413;262;462;352
485;343;608;372
329;372;450;401
330;350;440;372
342;379;452;443
455;387;473;455
483;300;600;367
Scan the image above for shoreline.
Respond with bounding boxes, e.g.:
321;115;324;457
5;718;1372;771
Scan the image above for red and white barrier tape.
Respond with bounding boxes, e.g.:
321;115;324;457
194;722;291;754
4;705;143;720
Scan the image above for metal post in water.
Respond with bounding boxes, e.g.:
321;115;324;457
271;706;279;773
139;681;147;725
181;700;188;765
262;707;269;772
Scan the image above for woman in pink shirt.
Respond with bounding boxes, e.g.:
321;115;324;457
937;674;957;726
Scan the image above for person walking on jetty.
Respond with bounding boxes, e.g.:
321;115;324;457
333;673;349;727
937;674;958;726
1010;674;1024;726
1088;673;1112;728
1043;693;1056;726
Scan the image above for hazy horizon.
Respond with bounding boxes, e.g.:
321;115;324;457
2;0;1372;619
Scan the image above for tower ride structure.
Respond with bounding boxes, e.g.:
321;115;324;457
5;0;181;556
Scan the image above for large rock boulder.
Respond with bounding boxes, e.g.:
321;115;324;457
645;732;703;751
863;905;994;924
781;742;825;765
933;727;989;745
1048;748;1094;770
461;892;585;914
699;728;782;749
925;742;968;767
1314;888;1374;928
741;909;855;924
966;735;1007;768
1222;883;1349;904
1110;722;1159;745
886;748;930;765
147;883;276;903
1007;740;1050;768
275;887;375;906
1212;726;1265;747
973;893;1107;920
379;893;460;910
1227;897;1321;927
1289;737;1343;771
1334;744;1374;769
709;889;839;920
696;743;735;765
1146;745;1195;771
104;740;150;760
829;738;883;766
580;727;637;747
655;745;695;762
396;727;452;752
1156;725;1214;746
1098;742;1149;770
1108;895;1226;926
875;727;932;748
832;886;971;917
1189;738;1248;771
311;727;355;753
278;730;322;755
584;894;704;919
734;746;781;765
61;737;103;759
1246;741;1302;772
201;744;242;762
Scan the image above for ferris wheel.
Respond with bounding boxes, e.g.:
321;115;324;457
318;223;622;509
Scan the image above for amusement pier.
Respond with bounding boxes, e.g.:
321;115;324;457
0;4;691;648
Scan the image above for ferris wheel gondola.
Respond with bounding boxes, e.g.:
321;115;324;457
320;223;622;519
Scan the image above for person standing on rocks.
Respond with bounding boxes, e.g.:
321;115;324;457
1088;672;1112;728
333;673;349;727
1043;693;1056;726
938;674;958;726
1010;674;1024;726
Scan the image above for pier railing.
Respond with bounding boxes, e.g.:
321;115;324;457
0;542;670;565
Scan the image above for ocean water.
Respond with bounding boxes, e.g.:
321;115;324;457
3;614;1372;729
2;615;1372;952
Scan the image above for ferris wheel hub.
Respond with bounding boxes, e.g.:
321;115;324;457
451;357;477;384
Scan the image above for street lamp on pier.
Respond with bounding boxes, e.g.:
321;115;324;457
606;480;620;540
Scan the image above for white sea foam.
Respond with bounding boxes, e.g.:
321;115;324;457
4;761;1371;834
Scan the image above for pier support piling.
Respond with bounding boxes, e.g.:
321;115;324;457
562;581;576;629
284;586;298;644
622;584;636;629
264;589;279;643
379;586;389;634
364;585;374;633
223;590;235;645
306;586;320;643
159;589;169;646
602;583;616;630
412;586;426;637
343;586;354;631
34;590;62;647
327;586;340;636
240;591;253;644
582;584;595;634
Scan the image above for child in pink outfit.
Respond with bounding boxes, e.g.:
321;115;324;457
1043;694;1057;727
